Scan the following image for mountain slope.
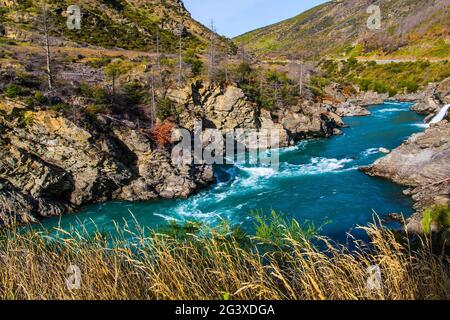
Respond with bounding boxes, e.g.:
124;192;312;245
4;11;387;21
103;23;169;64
235;0;450;60
0;0;228;52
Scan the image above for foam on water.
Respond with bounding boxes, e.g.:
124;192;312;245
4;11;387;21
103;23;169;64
361;148;380;157
376;107;407;113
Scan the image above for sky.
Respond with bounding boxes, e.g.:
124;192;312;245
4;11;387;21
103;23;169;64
183;0;329;38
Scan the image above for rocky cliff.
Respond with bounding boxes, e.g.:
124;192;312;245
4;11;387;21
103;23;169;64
168;81;344;147
0;104;214;227
362;76;450;234
0;80;345;226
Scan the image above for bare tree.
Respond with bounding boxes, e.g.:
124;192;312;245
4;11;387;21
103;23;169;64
156;29;162;85
39;2;54;91
224;47;229;83
207;19;217;81
299;58;304;98
149;65;157;127
176;25;184;87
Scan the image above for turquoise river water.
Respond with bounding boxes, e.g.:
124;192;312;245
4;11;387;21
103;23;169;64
38;101;426;241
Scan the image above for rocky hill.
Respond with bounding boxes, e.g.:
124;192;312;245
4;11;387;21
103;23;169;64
235;0;450;60
0;0;230;52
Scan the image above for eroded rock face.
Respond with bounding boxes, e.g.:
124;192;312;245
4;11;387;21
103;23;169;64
0;81;343;226
0;107;213;226
349;91;388;106
169;82;259;132
275;102;344;143
169;81;343;147
362;121;450;232
412;78;450;116
333;102;371;117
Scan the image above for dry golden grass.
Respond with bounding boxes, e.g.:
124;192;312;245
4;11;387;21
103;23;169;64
0;218;448;300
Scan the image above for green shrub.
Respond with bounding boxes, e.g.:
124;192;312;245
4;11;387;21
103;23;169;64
34;91;46;104
4;84;23;98
51;103;70;112
18;110;34;127
156;97;178;121
422;205;450;235
184;56;203;77
124;81;145;104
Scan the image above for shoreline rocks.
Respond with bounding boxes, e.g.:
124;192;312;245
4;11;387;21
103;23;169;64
0;107;214;227
168;81;344;147
0;80;345;226
362;121;450;233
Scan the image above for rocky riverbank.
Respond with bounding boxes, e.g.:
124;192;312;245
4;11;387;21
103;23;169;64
0;81;345;226
0;105;214;226
362;78;450;234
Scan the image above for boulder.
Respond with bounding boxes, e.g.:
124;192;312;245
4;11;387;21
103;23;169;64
334;102;371;117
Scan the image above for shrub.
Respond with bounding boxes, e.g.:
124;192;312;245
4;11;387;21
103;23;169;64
422;205;450;235
184;56;203;77
51;103;70;112
149;120;174;148
156;97;178;121
34;91;46;104
18;110;34;127
4;84;23;98
124;81;145;104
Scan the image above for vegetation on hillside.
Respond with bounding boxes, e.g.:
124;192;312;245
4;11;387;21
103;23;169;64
235;0;450;60
0;213;448;300
310;58;450;97
0;0;233;54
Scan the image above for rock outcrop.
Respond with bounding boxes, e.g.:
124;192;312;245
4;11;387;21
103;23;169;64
362;121;450;232
411;77;450;117
169;81;344;147
0;81;343;226
0;107;213;226
333;102;371;117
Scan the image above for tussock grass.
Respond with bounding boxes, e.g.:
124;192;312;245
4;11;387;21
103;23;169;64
0;217;448;300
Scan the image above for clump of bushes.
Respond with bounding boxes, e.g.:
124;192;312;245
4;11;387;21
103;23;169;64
422;204;450;235
316;58;450;96
234;63;300;110
156;97;178;121
3;84;23;98
124;81;146;105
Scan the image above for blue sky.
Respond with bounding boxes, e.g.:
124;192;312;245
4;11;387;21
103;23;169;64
183;0;329;38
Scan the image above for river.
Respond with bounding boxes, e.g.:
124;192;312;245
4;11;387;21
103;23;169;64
38;101;426;242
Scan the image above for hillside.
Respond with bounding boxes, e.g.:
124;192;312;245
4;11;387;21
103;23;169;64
0;0;230;53
235;0;450;60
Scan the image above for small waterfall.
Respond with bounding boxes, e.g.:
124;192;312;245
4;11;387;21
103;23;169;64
429;104;450;124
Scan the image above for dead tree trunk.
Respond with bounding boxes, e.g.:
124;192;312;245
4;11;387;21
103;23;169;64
150;68;157;127
299;59;304;97
207;20;217;81
41;3;53;91
177;26;183;87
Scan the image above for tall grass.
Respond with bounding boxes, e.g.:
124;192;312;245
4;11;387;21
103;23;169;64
0;216;448;300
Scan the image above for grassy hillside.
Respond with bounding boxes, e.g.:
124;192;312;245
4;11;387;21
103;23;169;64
309;59;450;98
0;0;231;53
235;0;450;60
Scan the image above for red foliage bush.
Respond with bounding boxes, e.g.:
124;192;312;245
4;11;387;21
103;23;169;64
149;120;174;149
